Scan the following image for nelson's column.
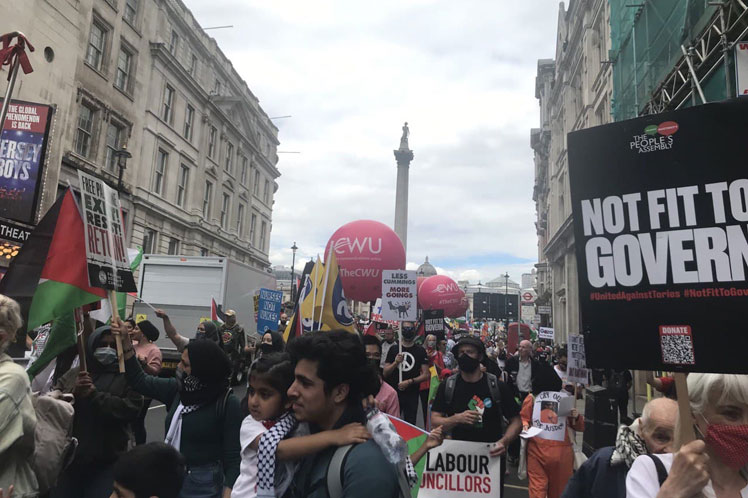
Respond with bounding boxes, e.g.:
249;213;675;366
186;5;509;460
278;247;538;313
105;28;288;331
394;122;414;251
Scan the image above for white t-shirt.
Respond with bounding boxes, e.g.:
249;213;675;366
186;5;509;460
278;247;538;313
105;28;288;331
517;359;532;393
626;453;748;498
231;415;267;498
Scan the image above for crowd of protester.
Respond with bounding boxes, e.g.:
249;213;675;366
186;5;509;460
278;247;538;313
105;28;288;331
1;293;747;497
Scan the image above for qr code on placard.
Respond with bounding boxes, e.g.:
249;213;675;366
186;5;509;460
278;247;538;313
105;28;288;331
661;334;695;365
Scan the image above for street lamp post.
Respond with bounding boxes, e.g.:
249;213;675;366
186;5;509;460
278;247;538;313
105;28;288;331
290;241;298;298
115;144;132;192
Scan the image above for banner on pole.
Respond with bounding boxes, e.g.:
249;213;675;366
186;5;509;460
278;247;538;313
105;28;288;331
423;309;444;335
78;171;136;292
538;327;554;340
419;439;501;497
381;270;417;321
567;335;589;386
568;98;748;373
257;288;283;333
0;99;53;225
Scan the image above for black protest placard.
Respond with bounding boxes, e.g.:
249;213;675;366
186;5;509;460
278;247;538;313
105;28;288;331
423;309;444;335
78;171;136;292
568;98;748;373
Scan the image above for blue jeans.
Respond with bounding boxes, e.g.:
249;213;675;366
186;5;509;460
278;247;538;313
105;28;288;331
180;462;224;498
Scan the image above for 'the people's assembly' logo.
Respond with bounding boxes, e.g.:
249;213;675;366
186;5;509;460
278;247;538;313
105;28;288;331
630;121;678;154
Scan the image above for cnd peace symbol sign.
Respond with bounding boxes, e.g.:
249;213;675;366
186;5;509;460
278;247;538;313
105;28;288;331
400;352;415;372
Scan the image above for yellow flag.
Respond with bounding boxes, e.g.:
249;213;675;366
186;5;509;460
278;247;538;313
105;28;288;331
316;249;356;334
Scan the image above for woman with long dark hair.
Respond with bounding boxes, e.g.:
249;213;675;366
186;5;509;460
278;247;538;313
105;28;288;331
115;319;241;498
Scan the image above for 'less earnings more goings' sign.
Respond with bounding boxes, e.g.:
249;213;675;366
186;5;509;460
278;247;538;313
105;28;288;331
568;98;748;374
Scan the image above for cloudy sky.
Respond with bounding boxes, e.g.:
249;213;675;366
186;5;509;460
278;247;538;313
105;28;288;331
185;0;562;285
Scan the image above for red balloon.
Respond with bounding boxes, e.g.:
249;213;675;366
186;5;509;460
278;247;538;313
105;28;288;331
325;220;406;302
418;275;468;318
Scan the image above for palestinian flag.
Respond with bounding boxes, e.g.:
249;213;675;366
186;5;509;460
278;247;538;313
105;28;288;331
0;189;106;331
386;415;429;497
211;297;226;323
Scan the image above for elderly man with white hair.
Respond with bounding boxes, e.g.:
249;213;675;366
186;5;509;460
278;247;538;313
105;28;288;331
626;373;748;497
561;397;678;498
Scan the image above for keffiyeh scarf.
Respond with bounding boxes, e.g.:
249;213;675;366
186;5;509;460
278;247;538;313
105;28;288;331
164;375;204;450
256;411;298;497
610;419;647;468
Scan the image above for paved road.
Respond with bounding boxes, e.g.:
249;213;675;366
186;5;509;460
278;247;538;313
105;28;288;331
145;383;529;496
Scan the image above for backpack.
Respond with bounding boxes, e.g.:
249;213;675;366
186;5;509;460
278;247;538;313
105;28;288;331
646;454;668;486
444;372;503;419
31;393;78;493
326;444;412;498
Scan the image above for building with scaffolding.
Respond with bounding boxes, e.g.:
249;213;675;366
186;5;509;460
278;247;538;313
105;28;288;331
610;0;748;119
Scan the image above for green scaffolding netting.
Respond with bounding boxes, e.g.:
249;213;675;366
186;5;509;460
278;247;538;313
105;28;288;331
610;0;719;121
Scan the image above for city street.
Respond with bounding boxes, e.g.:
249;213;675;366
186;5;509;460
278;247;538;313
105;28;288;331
145;383;531;497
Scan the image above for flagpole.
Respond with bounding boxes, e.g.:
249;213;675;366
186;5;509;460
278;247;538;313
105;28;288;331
74;308;88;372
317;246;333;331
310;256;320;331
108;290;125;372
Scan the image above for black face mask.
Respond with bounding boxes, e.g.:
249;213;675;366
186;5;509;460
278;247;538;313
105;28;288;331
259;343;275;355
401;327;416;340
367;358;381;372
457;354;480;373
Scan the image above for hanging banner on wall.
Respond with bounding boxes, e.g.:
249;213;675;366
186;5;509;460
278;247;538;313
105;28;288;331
568;98;748;373
0;99;53;224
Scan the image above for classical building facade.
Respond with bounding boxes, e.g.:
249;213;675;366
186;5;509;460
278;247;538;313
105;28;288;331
1;0;279;270
531;0;612;343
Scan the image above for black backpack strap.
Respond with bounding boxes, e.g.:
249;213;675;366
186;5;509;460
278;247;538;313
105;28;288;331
646;454;668;486
485;373;503;420
216;388;233;421
444;373;459;406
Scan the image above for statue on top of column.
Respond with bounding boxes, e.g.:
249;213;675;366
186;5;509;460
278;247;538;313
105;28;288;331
399;122;409;150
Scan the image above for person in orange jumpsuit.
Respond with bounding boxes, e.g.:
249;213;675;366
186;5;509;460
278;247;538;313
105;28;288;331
520;368;585;498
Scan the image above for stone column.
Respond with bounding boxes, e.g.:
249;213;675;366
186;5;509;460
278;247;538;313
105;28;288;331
393;132;414;252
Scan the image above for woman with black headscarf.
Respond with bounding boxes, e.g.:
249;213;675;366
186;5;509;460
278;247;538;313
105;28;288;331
258;330;284;357
155;309;222;352
115;319;241;498
51;325;144;498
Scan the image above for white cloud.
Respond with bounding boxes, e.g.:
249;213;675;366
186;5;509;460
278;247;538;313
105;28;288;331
185;0;560;284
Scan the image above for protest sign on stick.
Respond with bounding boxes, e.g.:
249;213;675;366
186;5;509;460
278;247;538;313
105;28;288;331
78;171;137;371
567;335;589;386
568;98;748;374
381;269;417;383
418;439;502;497
538;327;554;340
257;288;283;333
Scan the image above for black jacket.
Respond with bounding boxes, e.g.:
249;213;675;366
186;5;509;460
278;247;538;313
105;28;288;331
561;446;627;498
504;355;558;397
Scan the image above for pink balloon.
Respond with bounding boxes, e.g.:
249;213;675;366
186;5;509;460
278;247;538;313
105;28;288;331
325;220;406;302
418;275;469;318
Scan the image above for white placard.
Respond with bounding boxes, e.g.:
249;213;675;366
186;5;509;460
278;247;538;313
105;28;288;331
381;270;417;322
419;439;502;497
538;327;554;340
531;391;569;442
78;170;136;292
736;41;748;96
567;334;589;386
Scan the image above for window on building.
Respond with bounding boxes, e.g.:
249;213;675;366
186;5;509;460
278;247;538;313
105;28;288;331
240;156;248;185
167;237;180;255
176;164;189;207
237;203;245;236
123;0;138;24
253;169;260;196
85;21;107;71
263;179;270;204
249;214;257;246
225;142;233;173
220;193;230;229
259;221;267;251
75;104;95;157
142;228;157;254
190;53;197;76
203;181;213;218
154;149;167;195
162;84;174;123
183;104;194;140
105;121;124;170
208;126;217;158
169;30;179;56
114;45;133;92
200;247;209;256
